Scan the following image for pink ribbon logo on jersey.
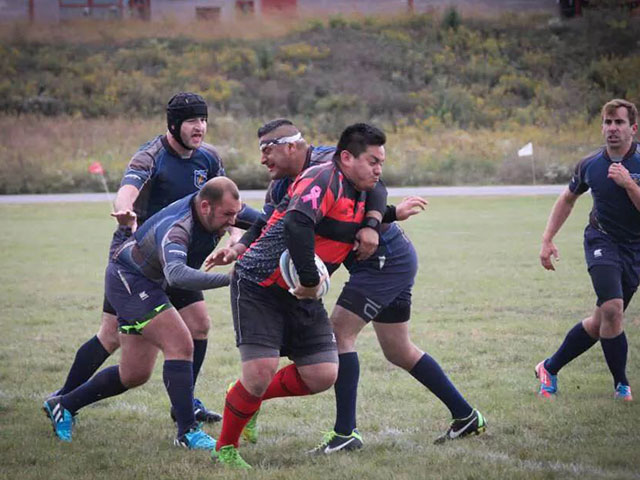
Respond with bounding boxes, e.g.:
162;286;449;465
302;186;322;209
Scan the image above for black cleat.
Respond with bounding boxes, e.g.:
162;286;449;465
171;398;222;424
434;409;487;444
308;429;363;455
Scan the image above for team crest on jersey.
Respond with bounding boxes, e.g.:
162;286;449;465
630;173;640;185
193;170;207;189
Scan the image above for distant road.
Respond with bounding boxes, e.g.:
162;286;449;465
0;185;565;204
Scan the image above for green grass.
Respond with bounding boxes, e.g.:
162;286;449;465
1;196;639;480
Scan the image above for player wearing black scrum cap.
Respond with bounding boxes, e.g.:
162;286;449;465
44;92;260;428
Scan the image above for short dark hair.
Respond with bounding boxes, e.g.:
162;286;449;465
602;99;638;126
335;123;386;160
257;118;295;138
198;177;239;205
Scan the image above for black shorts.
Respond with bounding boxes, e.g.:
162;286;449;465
230;272;337;359
337;223;417;323
584;225;640;308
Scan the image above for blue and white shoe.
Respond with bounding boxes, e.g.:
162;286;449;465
43;396;73;442
174;427;217;450
614;383;633;401
535;360;557;398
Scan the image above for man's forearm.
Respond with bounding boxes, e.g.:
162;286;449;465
543;190;577;242
164;262;230;290
113;184;140;212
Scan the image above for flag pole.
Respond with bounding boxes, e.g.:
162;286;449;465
89;161;114;210
531;152;536;186
99;173;113;207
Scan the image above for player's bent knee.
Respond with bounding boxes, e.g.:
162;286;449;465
97;313;121;353
301;364;338;393
242;359;279;396
119;367;152;388
185;314;211;339
381;346;417;370
599;299;624;322
164;340;194;360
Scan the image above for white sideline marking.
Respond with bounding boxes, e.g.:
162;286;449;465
0;186;566;204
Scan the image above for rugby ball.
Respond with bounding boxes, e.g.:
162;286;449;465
279;249;330;298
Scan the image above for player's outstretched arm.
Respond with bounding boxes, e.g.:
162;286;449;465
110;210;137;229
540;188;579;271
204;244;246;270
112;184;141;231
395;196;428;221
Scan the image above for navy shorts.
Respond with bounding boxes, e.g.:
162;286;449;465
102;227;203;314
104;263;172;334
102;287;203;315
337;223;417;323
230;272;337;359
584;225;640;308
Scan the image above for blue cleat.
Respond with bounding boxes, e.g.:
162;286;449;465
43;396;73;442
535;360;557;398
614;383;633;401
174;426;217;450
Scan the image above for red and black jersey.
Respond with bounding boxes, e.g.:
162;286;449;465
235;160;366;289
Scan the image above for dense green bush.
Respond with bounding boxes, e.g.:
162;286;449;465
2;10;638;129
0;10;638;192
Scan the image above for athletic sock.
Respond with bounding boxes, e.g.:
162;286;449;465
163;360;196;436
192;339;208;387
601;332;629;387
58;335;111;395
217;380;262;449
262;363;312;400
409;353;473;419
545;322;598;375
60;365;127;414
333;352;359;435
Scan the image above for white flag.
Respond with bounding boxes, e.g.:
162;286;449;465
518;142;533;157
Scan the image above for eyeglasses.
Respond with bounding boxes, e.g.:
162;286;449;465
259;132;302;152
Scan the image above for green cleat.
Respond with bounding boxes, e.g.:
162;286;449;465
307;429;363;455
434;409;487;444
212;445;252;469
242;410;259;444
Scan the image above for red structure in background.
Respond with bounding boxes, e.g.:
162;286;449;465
261;0;297;14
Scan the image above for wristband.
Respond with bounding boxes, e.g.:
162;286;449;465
360;216;381;234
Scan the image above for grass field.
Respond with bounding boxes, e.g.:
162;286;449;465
1;195;639;480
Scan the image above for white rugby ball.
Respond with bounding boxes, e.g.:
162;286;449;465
279;249;330;298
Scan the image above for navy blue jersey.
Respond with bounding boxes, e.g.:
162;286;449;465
113;193;227;291
121;135;225;224
569;142;640;242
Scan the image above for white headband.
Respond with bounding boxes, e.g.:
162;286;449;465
259;132;303;150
